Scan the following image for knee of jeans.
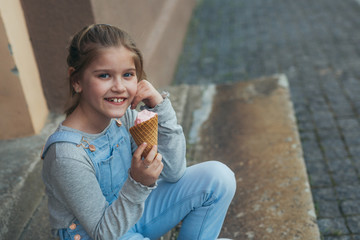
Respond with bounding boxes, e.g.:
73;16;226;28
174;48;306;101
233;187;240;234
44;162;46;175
202;161;236;198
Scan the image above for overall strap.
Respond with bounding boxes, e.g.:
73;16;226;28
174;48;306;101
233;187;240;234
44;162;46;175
41;131;83;159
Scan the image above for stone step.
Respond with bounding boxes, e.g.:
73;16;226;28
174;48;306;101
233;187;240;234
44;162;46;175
2;75;320;239
0;114;63;240
182;75;320;239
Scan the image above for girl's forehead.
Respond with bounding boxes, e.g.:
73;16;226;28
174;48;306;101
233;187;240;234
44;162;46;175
98;46;134;58
90;46;136;67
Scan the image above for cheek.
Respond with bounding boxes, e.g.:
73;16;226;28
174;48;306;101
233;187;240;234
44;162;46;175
82;81;108;100
126;81;138;97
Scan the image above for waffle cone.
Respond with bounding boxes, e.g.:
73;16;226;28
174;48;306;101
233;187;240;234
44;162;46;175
129;114;158;157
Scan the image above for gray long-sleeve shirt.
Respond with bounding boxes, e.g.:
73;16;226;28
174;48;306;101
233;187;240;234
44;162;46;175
42;98;186;239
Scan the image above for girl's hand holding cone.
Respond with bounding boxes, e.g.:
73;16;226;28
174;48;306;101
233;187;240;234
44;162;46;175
130;143;163;187
129;80;164;186
129;112;158;158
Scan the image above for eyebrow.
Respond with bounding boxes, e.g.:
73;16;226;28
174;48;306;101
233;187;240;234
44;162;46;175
92;68;136;73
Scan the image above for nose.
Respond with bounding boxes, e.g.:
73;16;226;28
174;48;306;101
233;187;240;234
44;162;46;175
111;77;126;92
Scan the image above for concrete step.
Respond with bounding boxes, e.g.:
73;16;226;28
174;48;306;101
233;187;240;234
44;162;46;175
182;75;320;239
1;75;320;239
0;113;63;240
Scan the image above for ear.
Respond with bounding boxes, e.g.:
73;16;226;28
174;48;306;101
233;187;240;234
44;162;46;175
68;67;82;93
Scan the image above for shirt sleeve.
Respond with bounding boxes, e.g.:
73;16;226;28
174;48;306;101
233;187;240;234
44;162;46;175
46;143;153;240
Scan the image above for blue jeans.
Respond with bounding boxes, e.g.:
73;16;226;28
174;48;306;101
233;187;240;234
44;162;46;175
121;161;236;240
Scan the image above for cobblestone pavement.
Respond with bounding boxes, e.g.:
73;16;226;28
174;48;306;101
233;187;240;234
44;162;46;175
174;0;360;239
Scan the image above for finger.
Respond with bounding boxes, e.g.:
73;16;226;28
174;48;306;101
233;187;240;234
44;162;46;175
150;153;162;167
153;160;164;174
143;145;158;165
131;82;147;109
133;142;147;160
148;153;162;168
155;152;162;161
143;145;158;166
131;95;142;109
138;81;163;108
137;79;149;89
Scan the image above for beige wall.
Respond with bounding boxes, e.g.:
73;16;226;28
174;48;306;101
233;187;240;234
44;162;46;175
20;0;95;113
91;0;196;87
0;0;195;139
20;0;195;113
0;0;48;139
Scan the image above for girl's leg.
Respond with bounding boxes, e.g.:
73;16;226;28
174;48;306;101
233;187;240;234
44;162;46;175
134;161;236;240
119;231;150;240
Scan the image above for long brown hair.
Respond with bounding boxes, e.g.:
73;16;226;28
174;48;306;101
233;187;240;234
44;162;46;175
65;24;146;116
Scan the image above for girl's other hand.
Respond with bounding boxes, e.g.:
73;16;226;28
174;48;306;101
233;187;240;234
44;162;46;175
131;80;163;109
130;142;163;187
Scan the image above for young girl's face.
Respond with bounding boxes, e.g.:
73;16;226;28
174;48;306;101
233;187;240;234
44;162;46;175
74;46;138;122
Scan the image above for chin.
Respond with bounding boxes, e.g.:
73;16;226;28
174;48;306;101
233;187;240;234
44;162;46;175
108;111;126;119
104;105;129;119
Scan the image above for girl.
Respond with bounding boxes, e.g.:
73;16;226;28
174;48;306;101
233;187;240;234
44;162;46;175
41;24;236;240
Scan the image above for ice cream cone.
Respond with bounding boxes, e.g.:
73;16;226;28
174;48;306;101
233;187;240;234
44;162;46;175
129;114;158;157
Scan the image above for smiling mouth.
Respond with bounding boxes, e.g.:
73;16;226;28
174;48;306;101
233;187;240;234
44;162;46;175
105;97;125;103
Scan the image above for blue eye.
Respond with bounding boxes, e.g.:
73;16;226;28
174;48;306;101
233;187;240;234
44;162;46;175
124;72;135;78
99;73;110;79
123;72;134;77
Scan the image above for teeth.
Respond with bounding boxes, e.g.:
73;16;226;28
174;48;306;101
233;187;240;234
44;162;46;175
108;98;124;103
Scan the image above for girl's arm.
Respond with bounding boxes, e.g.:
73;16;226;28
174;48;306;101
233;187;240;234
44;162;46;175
144;97;186;182
127;80;187;182
43;143;153;240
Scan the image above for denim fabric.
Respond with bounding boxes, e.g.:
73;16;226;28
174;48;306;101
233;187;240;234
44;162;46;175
59;220;90;240
58;120;132;239
56;121;236;240
84;121;132;204
121;161;236;240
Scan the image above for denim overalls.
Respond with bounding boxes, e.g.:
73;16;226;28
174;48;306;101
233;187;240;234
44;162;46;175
42;119;132;240
42;120;237;240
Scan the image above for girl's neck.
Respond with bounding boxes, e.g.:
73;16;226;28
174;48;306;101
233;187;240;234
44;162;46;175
63;105;111;134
